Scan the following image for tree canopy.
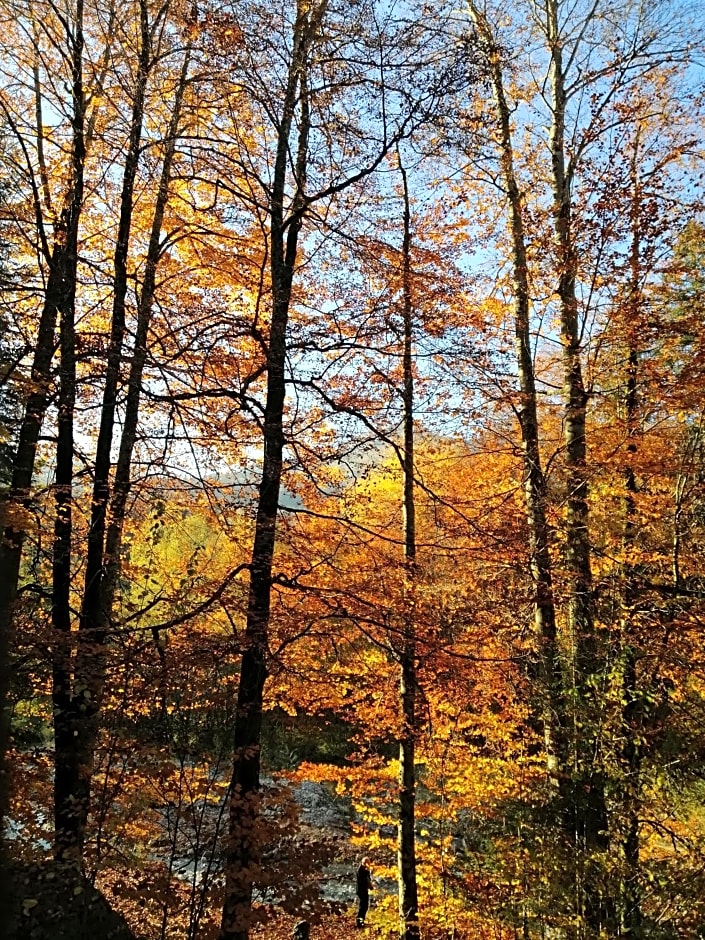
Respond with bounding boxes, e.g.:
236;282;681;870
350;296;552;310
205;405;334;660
1;0;704;938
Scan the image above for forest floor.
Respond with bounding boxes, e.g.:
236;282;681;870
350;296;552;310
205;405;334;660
252;911;393;940
6;772;400;939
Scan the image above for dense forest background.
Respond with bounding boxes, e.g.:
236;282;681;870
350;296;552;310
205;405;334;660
1;0;705;937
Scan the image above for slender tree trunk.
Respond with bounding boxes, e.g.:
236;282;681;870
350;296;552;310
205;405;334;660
546;0;593;664
69;0;154;848
0;60;85;856
397;153;420;940
32;32;52;215
220;4;325;936
0;0;118;862
0;571;7;931
56;36;190;867
469;2;566;786
617;343;641;939
0;236;58;858
619;456;642;938
51;0;86;861
616;158;643;940
545;0;606;932
102;44;192;614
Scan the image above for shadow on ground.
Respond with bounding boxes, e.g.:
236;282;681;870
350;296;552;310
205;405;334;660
2;859;137;940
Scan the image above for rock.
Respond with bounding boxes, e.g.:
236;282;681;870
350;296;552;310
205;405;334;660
292;781;349;830
318;862;356;904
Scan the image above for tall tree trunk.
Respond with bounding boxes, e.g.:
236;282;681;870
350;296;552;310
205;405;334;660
546;0;594;664
615;150;643;940
468;1;566;786
102;43;192;615
220;3;325;936
0;210;57;867
618;341;641;940
51;0;86;862
0;0;119;860
545;0;606;932
397;152;420;940
69;0;155;850
0;50;85;856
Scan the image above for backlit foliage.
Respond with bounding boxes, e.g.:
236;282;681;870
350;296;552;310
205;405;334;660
2;0;705;937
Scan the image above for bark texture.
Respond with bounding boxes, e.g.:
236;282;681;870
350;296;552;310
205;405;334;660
615;156;644;940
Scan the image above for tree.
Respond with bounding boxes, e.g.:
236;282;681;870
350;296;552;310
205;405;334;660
2;0;704;936
209;0;461;933
467;0;565;790
0;0;205;866
456;0;704;933
60;2;195;860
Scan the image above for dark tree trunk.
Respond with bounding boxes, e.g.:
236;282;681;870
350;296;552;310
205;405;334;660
545;1;607;933
0;246;62;852
471;2;606;933
546;0;594;663
219;4;323;937
616;158;644;940
70;0;154;848
102;44;192;614
397;154;419;940
468;1;566;786
51;0;86;862
0;42;86;852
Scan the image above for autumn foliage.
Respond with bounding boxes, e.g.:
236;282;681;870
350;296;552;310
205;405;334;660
1;0;705;938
